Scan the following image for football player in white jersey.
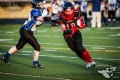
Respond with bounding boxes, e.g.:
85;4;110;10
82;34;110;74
81;0;88;27
101;0;108;26
1;0;51;68
107;0;117;27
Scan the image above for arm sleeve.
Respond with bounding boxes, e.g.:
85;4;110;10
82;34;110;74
43;17;51;21
74;9;81;19
57;18;63;24
31;9;42;20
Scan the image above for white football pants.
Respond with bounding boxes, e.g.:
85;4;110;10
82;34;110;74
91;12;101;28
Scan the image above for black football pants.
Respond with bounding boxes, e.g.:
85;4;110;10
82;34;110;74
64;31;86;58
16;27;40;51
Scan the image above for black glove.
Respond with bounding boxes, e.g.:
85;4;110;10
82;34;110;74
63;29;72;35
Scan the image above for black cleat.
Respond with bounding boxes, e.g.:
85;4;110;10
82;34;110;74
1;55;10;65
33;62;44;68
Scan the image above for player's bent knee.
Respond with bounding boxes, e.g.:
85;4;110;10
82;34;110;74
34;45;40;51
16;45;24;50
76;46;85;53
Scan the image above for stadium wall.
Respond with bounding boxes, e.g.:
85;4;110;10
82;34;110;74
0;1;119;24
0;2;120;19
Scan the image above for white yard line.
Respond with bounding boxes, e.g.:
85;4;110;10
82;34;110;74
5;31;14;33
0;52;120;61
0;72;71;80
3;42;120;48
0;39;14;41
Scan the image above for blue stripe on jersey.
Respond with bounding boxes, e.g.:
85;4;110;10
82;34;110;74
25;20;37;30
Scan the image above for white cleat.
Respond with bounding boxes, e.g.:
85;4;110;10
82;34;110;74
85;61;97;68
97;70;112;78
86;62;91;68
91;61;97;67
109;65;117;72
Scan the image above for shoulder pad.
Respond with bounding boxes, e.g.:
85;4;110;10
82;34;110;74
31;9;42;19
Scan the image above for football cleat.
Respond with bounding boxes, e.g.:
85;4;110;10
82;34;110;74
86;62;91;68
33;62;44;68
1;55;10;65
109;65;117;72
86;61;96;68
91;61;97;67
97;70;112;78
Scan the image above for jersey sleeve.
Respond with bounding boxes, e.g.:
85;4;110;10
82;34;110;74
31;9;42;20
74;9;81;19
57;14;65;24
23;9;42;30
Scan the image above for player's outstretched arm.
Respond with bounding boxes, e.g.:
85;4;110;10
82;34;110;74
37;16;52;21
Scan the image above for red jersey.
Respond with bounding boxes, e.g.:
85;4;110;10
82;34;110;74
57;9;81;35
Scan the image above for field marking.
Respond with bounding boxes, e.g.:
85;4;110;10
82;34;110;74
2;42;120;50
5;31;14;34
109;33;120;36
91;47;105;49
0;39;13;41
0;72;71;80
0;44;120;52
0;52;120;61
0;33;120;39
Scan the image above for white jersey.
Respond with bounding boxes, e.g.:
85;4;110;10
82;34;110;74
57;0;64;7
57;0;64;12
52;4;59;14
23;8;48;31
108;0;117;10
101;3;105;11
81;1;88;12
71;1;75;5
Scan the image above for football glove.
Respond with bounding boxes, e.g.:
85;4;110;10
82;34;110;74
51;15;59;20
63;29;72;35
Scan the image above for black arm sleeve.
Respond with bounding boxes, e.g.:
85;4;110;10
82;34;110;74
43;17;51;21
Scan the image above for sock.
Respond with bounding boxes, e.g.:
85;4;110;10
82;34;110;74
113;21;116;27
33;60;38;65
107;21;110;26
81;50;92;63
105;20;108;26
4;52;10;58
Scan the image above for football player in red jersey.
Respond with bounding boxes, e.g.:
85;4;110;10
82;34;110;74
57;2;96;68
